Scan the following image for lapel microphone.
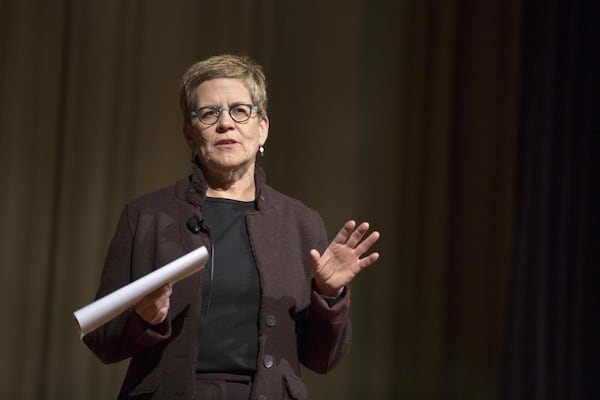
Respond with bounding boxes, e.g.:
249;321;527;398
186;215;202;234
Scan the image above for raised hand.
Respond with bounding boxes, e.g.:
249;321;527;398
310;220;380;297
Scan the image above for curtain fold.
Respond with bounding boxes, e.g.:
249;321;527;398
501;0;600;399
350;1;520;399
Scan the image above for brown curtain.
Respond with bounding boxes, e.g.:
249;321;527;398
0;1;520;399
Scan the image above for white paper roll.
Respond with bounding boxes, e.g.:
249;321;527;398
74;246;208;339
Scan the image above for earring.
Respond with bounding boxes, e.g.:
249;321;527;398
259;146;265;157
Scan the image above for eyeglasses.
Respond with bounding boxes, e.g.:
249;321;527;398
191;104;259;125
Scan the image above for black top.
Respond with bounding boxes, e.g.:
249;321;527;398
196;197;260;374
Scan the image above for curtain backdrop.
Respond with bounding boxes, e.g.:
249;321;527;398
1;1;590;399
501;0;600;399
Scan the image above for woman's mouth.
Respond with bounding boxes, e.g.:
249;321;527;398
216;139;238;147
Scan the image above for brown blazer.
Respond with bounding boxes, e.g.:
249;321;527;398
84;165;352;400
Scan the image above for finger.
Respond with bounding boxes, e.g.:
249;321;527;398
134;297;154;314
155;293;170;310
134;299;159;321
331;220;356;244
134;284;172;320
345;222;371;248
135;305;155;323
358;252;380;269
155;285;173;310
143;297;170;325
354;230;381;255
164;282;173;293
154;300;170;324
153;283;173;299
150;311;167;325
144;284;173;305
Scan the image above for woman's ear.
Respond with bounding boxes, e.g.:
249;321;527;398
183;123;195;149
259;114;269;146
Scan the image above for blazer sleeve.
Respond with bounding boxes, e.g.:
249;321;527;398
83;205;172;364
297;212;352;374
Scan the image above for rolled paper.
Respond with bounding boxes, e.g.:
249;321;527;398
74;246;208;339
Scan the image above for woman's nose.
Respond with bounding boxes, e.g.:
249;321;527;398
216;110;235;131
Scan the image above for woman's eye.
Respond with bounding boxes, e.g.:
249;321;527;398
231;106;250;117
201;109;218;118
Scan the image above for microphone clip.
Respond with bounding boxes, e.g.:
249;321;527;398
186;215;202;234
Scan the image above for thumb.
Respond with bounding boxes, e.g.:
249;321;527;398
309;249;321;273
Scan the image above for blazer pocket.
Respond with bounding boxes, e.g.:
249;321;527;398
283;374;308;400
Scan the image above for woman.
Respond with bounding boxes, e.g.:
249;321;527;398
84;54;380;400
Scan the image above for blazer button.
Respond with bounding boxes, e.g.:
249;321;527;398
265;314;276;327
263;354;274;369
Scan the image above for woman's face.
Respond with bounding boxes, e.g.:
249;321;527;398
183;78;269;177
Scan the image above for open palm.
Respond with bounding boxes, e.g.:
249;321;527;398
310;220;380;296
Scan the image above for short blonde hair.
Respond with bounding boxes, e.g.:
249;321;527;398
180;54;268;123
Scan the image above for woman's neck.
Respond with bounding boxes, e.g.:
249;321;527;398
204;165;256;201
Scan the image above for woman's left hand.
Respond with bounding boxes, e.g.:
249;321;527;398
310;220;380;297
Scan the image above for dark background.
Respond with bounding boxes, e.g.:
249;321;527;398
0;0;597;399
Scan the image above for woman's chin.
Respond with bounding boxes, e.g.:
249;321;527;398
207;158;254;175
